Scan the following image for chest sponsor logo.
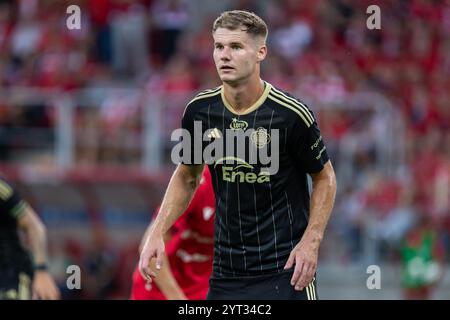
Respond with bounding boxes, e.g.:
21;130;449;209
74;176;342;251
214;157;271;184
230;118;248;131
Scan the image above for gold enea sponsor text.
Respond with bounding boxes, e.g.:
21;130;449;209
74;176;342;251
215;157;271;183
222;166;270;183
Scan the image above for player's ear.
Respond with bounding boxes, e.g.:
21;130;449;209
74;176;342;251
256;44;267;63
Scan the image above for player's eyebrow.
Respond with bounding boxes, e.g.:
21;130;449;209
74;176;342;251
214;41;244;46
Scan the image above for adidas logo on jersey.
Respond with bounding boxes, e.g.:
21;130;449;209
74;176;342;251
206;128;222;139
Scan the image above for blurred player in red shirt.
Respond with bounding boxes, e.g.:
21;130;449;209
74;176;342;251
130;167;215;300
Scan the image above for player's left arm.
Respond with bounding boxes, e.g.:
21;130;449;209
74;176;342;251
284;161;336;290
17;205;61;300
283;106;337;291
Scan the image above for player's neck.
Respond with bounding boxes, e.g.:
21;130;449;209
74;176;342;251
222;77;265;114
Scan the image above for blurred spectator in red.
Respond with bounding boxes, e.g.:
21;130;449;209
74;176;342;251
110;0;150;78
151;0;189;64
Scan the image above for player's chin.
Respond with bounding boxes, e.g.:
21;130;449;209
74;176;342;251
220;75;244;86
219;73;237;82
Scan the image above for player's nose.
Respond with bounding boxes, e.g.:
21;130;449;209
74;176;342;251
220;47;231;60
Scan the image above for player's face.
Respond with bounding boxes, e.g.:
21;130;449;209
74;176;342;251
213;28;266;85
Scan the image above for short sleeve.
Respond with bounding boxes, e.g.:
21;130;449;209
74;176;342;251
0;178;29;220
290;113;329;174
179;103;204;165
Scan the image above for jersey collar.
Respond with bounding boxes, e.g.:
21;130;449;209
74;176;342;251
221;81;272;116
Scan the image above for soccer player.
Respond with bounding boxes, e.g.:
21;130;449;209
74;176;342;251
140;10;337;300
0;175;60;300
131;167;215;300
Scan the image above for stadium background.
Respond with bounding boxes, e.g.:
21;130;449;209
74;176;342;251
0;0;448;299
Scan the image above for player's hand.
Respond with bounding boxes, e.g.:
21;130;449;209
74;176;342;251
283;231;319;291
139;231;166;283
32;271;61;300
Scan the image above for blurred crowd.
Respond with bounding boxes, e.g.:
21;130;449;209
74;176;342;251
0;0;449;298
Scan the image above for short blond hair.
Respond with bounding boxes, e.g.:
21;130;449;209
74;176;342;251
212;10;268;42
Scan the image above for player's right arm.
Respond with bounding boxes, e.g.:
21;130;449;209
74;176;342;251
149;251;188;300
0;178;60;300
17;206;61;300
139;163;204;282
138;217;187;299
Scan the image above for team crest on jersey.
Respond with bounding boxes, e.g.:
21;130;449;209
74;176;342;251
230;118;248;131
251;127;271;149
